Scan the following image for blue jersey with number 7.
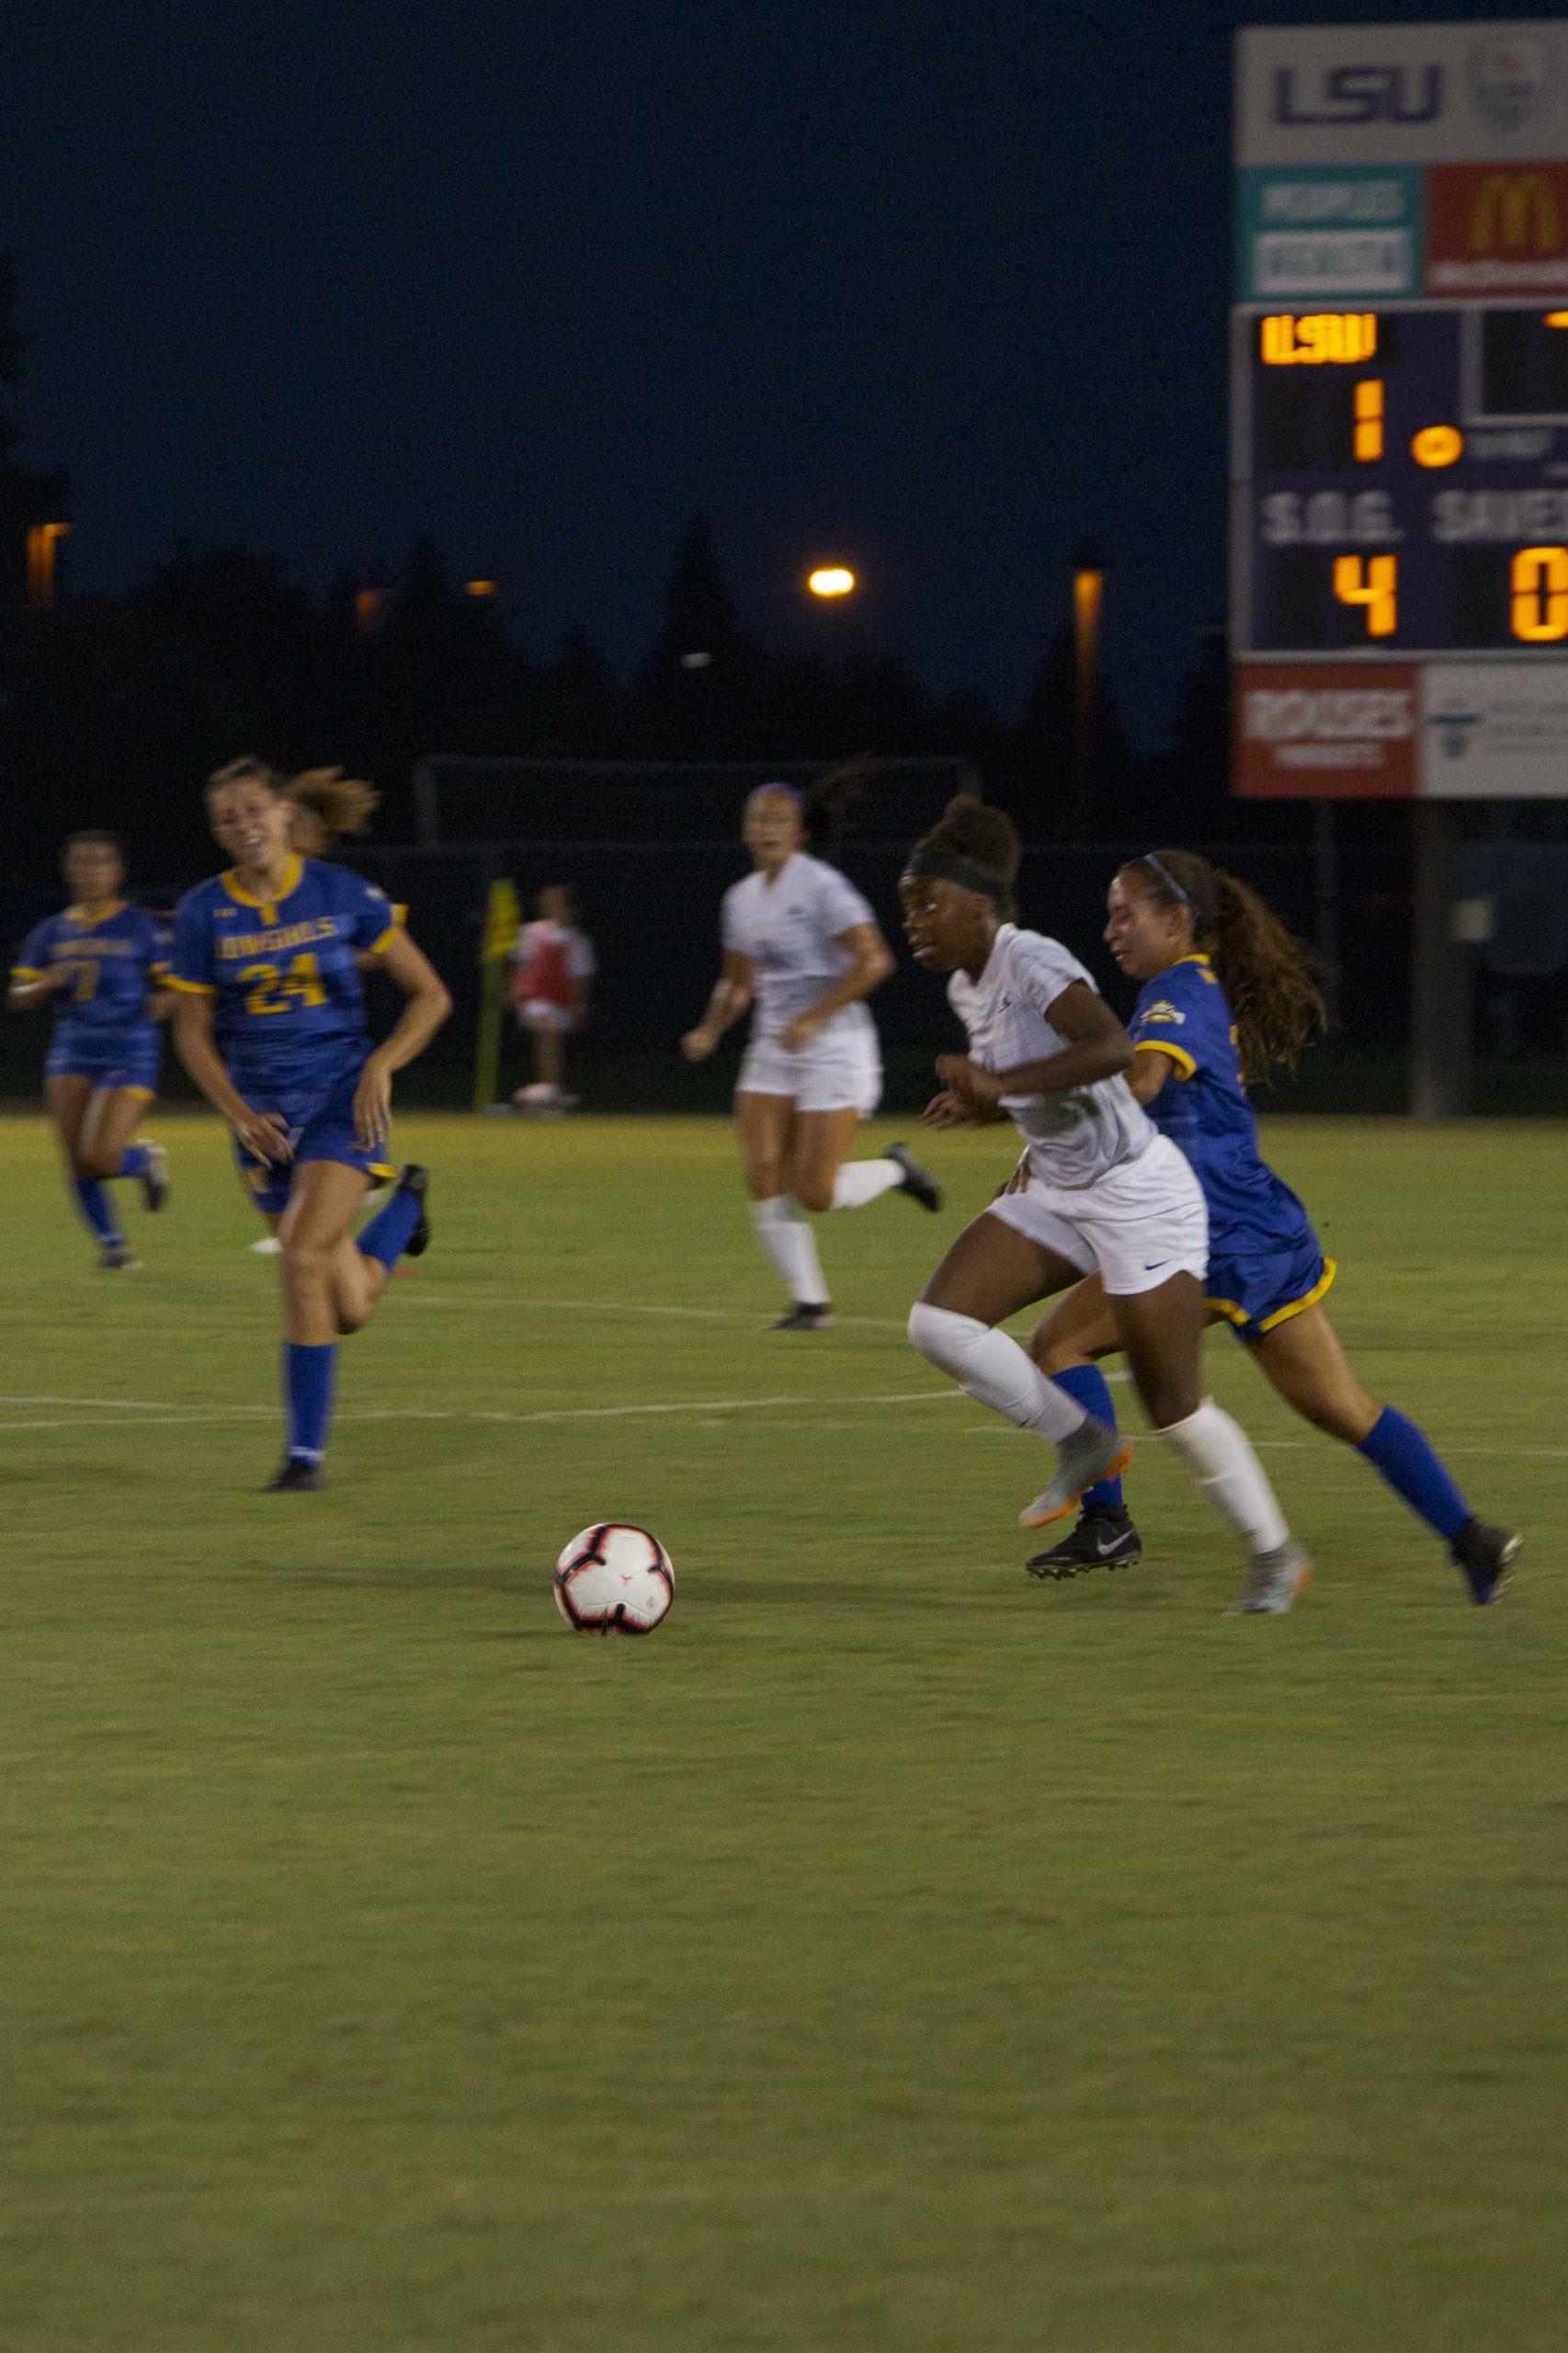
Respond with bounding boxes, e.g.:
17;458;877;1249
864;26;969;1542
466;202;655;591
168;855;397;1089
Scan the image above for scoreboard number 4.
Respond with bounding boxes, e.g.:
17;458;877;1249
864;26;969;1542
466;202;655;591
1333;554;1398;638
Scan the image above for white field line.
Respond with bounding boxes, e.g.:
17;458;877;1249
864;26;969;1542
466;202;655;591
391;1293;1132;1380
0;1390;963;1436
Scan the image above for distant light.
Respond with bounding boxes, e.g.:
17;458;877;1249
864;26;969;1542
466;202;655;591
1545;312;1568;328
679;649;714;669
465;578;499;598
353;586;384;637
1412;425;1464;469
807;566;856;599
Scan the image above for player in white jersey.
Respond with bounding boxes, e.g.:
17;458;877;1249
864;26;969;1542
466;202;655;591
900;796;1310;1614
682;769;941;1329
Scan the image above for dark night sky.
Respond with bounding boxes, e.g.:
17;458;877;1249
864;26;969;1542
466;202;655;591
6;1;1493;747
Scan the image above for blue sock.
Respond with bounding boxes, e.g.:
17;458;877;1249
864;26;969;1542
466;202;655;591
358;1187;421;1271
284;1342;338;1465
117;1143;149;1179
1051;1363;1125;1510
1358;1405;1471;1543
72;1175;121;1247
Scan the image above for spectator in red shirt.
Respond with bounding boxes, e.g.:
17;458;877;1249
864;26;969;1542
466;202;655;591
510;886;595;1112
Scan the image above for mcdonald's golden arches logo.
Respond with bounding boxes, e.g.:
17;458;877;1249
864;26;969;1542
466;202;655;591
1470;171;1563;256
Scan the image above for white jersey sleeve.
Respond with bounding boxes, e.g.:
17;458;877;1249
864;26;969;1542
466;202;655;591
1009;930;1097;1018
566;929;596;980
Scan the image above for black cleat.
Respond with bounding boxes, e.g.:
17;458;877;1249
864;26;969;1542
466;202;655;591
396;1164;431;1258
768;1302;835;1331
886;1142;943;1212
140;1140;170;1212
1026;1510;1143;1581
1451;1518;1520;1606
266;1456;323;1493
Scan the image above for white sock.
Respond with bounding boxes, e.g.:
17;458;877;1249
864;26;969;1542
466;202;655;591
1158;1397;1290;1555
830;1157;904;1211
749;1195;829;1307
907;1303;1086;1443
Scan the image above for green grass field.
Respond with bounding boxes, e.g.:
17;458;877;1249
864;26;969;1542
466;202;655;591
3;1109;1563;2351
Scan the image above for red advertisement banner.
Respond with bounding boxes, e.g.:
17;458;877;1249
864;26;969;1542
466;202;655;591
1233;664;1419;798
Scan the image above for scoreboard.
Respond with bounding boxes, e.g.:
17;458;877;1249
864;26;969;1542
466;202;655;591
1243;304;1568;654
1233;22;1568;797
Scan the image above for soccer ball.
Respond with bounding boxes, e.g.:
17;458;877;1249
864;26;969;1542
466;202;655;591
553;1524;675;1636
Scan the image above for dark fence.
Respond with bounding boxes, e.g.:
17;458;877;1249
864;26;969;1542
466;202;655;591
4;837;1563;1113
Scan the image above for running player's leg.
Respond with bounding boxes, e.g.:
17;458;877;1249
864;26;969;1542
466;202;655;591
1250;1304;1517;1599
1113;1273;1306;1611
737;1090;830;1324
273;1159;372;1483
1025;1275;1140;1574
47;1074;127;1259
909;1214;1121;1505
791;1107;939;1216
77;1084;166;1208
313;1166;429;1335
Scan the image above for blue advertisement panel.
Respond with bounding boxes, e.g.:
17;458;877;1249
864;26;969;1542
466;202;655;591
1235;165;1425;299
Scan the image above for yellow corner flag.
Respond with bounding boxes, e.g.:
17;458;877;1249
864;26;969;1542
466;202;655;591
473;876;522;1111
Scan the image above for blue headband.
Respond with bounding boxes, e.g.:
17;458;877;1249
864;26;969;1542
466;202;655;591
1141;852;1192;909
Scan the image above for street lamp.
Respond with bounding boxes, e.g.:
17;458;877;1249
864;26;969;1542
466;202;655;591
806;565;856;599
1071;544;1105;836
26;521;69;610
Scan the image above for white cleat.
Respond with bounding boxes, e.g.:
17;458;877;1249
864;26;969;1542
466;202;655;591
1224;1541;1312;1616
249;1235;284;1256
1018;1417;1132;1531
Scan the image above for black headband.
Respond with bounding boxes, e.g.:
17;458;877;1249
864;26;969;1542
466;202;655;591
901;847;1008;902
1139;852;1193;909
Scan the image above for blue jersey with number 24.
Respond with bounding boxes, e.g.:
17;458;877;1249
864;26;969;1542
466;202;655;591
169;856;397;1092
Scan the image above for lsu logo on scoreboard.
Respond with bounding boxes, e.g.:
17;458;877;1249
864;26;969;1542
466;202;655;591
1271;65;1444;128
1426;164;1568;293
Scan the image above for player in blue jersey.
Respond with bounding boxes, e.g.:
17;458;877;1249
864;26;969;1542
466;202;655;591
6;831;172;1269
243;766;404;1258
1023;848;1519;1605
168;756;450;1489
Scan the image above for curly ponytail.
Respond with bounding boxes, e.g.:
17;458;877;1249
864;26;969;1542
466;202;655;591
288;767;380;846
1123;847;1325;1077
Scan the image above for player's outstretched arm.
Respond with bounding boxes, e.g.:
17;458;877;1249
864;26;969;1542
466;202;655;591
352;930;452;1146
777;922;894;1052
169;991;292;1164
682;951;753;1061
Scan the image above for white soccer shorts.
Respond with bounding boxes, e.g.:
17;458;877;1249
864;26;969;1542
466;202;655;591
985;1131;1209;1296
736;1031;882;1117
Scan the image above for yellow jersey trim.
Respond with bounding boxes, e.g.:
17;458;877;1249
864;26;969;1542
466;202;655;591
165;974;215;995
1135;1038;1197;1080
221;855;304;921
10;965;42;982
1206;1257;1338;1336
365;924;399;959
1257;1257;1337;1333
64;900;129;928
